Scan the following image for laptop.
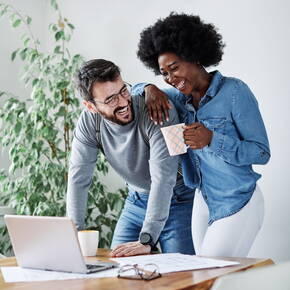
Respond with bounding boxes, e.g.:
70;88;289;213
4;215;119;274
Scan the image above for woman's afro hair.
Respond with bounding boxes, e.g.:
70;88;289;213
137;12;225;75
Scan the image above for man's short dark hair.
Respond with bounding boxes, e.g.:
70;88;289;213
76;59;120;102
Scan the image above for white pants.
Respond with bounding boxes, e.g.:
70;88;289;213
192;186;264;257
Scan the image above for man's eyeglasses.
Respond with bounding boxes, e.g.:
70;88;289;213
117;263;161;281
93;82;132;107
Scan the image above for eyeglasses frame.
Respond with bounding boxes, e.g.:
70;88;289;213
92;82;132;107
117;263;161;281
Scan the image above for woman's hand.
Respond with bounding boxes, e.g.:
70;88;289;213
144;85;172;125
183;123;213;149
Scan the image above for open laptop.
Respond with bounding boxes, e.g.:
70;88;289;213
4;215;119;274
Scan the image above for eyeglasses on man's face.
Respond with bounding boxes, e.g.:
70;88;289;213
93;82;132;107
117;263;161;281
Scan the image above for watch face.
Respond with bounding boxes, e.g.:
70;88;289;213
140;233;151;244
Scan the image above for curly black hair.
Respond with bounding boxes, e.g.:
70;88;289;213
137;13;225;75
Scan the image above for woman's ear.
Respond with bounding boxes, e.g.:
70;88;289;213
83;100;98;113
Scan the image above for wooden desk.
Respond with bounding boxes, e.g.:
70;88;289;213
0;249;274;290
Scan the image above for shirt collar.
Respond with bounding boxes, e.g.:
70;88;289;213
185;70;223;104
205;70;223;98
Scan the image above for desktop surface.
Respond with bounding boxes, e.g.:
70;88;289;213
0;249;274;290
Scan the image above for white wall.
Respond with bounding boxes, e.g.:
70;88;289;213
1;0;289;263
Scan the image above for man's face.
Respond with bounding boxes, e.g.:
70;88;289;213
84;76;133;125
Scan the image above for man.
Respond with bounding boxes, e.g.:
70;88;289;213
66;59;195;257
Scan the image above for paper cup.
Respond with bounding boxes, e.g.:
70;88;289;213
161;123;187;156
78;230;99;256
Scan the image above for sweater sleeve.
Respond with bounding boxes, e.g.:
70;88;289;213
139;101;180;244
66;110;99;230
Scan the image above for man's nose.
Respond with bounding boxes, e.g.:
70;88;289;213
118;94;130;106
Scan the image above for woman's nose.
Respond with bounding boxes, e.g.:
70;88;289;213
167;72;176;84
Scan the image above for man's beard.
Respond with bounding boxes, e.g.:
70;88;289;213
98;100;134;126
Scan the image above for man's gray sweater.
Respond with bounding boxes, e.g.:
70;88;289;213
66;95;180;244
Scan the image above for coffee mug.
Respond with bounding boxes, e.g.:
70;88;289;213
77;230;99;256
161;123;188;156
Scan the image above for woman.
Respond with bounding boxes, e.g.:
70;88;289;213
133;13;270;257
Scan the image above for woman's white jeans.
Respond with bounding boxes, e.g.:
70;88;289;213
191;186;264;257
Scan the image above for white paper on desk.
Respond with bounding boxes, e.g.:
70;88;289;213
1;254;239;283
112;253;239;274
1;266;119;283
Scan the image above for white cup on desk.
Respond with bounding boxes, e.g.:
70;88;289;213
77;230;99;256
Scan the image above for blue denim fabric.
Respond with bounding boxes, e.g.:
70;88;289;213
111;183;195;254
132;71;270;225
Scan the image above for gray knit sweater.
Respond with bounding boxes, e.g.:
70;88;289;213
66;95;180;243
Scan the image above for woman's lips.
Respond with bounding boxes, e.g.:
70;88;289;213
175;80;185;90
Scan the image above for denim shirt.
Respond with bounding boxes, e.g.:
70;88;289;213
132;71;270;224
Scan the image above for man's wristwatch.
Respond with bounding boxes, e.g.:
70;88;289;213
139;232;159;252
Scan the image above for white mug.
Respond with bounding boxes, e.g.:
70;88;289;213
77;230;99;256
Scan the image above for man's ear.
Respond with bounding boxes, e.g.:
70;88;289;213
83;100;98;114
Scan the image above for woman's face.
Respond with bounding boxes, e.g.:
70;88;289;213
158;52;202;95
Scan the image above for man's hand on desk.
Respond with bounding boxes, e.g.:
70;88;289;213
110;241;151;257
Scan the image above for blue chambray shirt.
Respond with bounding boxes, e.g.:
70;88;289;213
133;71;270;224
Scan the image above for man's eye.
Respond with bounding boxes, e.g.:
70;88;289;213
121;88;128;94
105;96;114;104
171;66;178;71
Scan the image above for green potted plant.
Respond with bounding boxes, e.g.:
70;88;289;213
0;0;126;256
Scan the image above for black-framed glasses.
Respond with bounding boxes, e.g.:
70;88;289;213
117;263;161;281
93;82;132;107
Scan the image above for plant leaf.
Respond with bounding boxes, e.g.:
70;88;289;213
50;0;58;10
12;19;21;28
55;30;64;41
32;79;39;87
11;49;18;61
23;37;30;47
14;122;22;134
68;23;74;30
54;45;61;53
19;48;28;60
26;16;32;25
